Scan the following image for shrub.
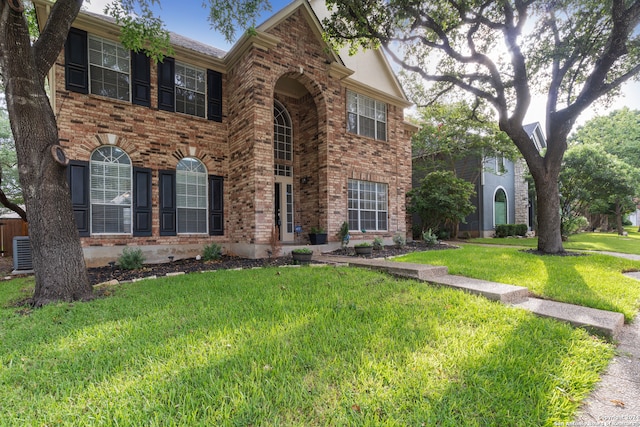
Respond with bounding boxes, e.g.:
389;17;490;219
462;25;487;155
292;247;312;254
202;243;222;261
495;224;529;238
392;233;406;247
355;242;372;247
422;229;438;246
118;247;145;270
338;221;350;247
373;236;384;250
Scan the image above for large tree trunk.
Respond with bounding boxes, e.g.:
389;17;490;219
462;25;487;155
532;175;564;253
2;0;92;306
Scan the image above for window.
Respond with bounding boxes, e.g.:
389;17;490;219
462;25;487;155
157;57;223;122
65;28;151;107
90;146;132;234
274;100;292;162
176;158;208;233
495;156;506;174
494;188;508;226
175;62;206;118
88;35;130;101
346;91;386;141
348;180;388;231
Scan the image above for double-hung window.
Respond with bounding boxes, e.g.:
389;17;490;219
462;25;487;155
88;35;130;101
176;158;208;233
348;179;388;231
175;63;206;118
346;91;387;141
90;146;132;234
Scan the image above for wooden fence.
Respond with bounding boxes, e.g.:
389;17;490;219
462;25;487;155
0;218;28;257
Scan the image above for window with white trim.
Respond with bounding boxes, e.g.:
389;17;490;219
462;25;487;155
348;180;388;231
494;188;508;226
346;91;386;141
88;35;130;101
90;146;132;234
175;62;206;118
177;157;208;233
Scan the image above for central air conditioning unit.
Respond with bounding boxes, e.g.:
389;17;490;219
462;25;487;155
13;236;33;272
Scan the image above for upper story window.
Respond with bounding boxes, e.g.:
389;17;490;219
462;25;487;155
274;100;292;163
90;146;132;234
176;158;208;234
175;62;206;118
88;35;130;101
346;91;387;141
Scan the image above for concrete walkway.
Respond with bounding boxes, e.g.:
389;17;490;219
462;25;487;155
316;250;640;424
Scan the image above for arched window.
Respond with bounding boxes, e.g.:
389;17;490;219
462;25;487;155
177;157;207;233
90;146;132;234
274;100;292;167
494;188;508;226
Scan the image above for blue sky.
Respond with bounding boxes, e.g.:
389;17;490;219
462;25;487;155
85;0;293;51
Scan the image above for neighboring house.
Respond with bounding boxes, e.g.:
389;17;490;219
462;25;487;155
457;122;546;237
33;0;414;266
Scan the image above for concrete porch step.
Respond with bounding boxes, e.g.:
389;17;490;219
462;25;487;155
428;274;530;304
512;297;625;338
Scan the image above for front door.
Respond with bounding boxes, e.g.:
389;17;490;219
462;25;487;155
274;175;294;242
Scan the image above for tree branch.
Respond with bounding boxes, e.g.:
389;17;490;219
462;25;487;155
33;0;84;80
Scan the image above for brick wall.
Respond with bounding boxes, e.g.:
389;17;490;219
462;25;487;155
52;5;412;262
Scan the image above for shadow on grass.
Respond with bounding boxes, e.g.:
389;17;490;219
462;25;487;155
0;268;612;425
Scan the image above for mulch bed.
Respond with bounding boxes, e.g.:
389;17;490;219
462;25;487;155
88;241;457;285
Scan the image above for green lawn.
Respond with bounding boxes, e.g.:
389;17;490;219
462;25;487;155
396;245;640;321
1;267;612;426
469;226;640;255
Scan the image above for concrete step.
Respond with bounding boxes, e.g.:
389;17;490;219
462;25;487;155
317;256;448;280
512;298;624;339
428;275;530;303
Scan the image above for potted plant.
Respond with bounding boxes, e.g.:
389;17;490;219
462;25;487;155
354;242;373;255
309;226;328;245
291;247;313;263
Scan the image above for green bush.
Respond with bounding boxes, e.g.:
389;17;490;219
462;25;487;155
202;243;223;261
392;233;406;247
422;229;438;246
495;224;528;238
118;247;145;270
355;242;372;247
373;236;384;250
292;247;312;254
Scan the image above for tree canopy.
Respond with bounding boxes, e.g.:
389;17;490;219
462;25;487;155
323;0;640;253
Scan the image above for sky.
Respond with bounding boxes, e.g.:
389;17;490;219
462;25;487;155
83;0;640;134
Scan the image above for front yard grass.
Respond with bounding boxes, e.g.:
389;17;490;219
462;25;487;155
396;245;640;321
1;267;613;426
469;226;640;255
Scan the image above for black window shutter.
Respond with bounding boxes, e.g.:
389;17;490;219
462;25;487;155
209;175;224;235
207;70;223;122
67;160;90;236
65;28;88;94
159;170;176;236
131;51;151;107
133;167;152;236
157;57;175;112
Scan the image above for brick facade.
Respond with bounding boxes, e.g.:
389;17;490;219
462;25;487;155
42;1;413;266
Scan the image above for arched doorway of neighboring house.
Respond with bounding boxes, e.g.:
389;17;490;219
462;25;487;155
494;187;508;226
273;100;294;242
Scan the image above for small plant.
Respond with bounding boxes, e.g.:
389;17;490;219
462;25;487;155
422;229;438;246
118;247;145;270
373;236;384;250
338;221;350;248
393;233;406;248
202;243;223;261
310;226;326;234
355;242;372;247
292;247;313;254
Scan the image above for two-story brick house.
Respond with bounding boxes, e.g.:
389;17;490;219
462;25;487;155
34;0;414;266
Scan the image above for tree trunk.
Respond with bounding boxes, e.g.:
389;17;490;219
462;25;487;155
2;2;92;306
615;201;624;235
532;173;564;253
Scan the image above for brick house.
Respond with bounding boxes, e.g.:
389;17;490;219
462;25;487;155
34;0;414;266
